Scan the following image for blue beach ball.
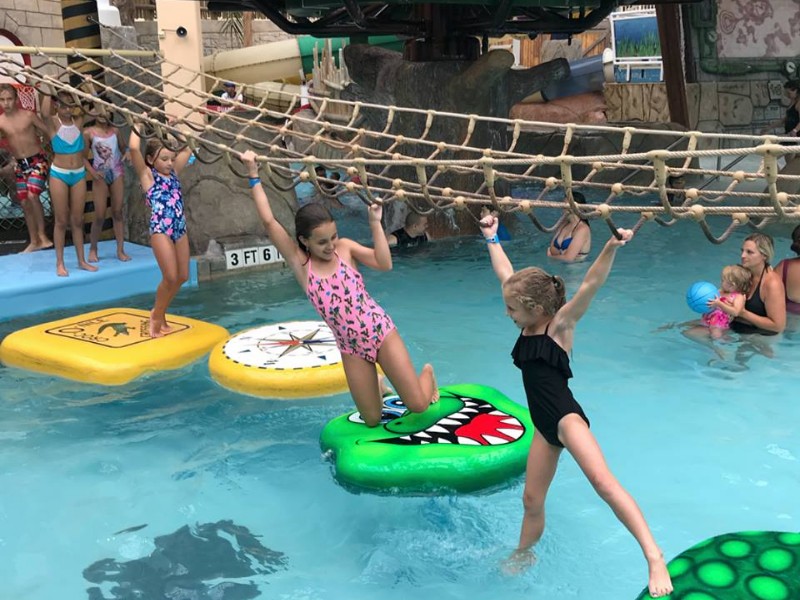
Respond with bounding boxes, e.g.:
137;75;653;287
686;281;719;314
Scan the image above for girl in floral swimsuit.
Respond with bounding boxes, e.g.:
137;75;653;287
129;120;193;338
241;150;438;427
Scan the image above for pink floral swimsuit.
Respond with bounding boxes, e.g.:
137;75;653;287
146;168;186;242
702;292;739;329
306;254;396;363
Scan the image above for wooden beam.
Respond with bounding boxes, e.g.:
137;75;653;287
656;4;689;128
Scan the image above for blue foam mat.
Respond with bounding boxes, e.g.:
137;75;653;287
0;241;198;321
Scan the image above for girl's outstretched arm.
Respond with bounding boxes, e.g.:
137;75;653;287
127;120;154;190
241;150;307;279
556;229;632;327
479;214;514;284
348;203;392;271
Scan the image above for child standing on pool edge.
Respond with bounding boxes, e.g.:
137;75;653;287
479;214;673;598
240;150;438;426
84;108;130;263
128;120;193;338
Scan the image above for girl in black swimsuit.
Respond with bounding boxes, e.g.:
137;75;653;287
480;215;673;599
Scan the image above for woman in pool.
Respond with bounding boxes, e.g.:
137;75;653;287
240;150;438;427
730;233;786;335
479;214;672;598
546;192;591;262
773;224;800;316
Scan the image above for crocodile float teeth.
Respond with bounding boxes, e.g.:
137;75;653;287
374;394;528;446
482;434;508;445
457;436;480;445
427;425;449;434
498;427;523;439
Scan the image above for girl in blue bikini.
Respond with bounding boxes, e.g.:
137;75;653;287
129;119;193;338
547;192;591;262
42;90;97;277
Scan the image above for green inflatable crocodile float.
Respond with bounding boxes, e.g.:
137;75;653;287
320;383;533;494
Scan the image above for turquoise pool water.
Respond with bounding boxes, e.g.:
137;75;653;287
0;210;798;600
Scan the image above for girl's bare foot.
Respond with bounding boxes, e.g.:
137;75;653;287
149;311;165;338
501;548;536;576
377;373;393;397
423;363;439;403
78;261;98;272
56;264;69;277
117;250;131;262
647;552;673;598
88;249;99;263
160;321;173;334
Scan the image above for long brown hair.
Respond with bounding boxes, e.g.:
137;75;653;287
295;202;334;254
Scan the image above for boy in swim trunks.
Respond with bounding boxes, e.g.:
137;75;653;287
0;84;52;253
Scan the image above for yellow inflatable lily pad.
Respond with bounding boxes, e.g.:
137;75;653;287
0;308;229;385
209;321;348;399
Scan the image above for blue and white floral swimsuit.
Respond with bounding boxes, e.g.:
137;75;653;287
146;168;186;242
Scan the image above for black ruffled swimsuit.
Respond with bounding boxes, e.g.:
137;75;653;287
511;323;590;447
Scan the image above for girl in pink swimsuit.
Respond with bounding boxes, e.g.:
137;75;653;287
241;150;438;426
703;264;752;338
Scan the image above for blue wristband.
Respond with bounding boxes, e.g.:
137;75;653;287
485;234;499;244
248;177;261;188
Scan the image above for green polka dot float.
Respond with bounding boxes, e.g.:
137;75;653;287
636;531;800;600
320;384;533;494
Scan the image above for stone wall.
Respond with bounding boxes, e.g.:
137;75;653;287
0;0;67;76
604;83;670;123
133;19;293;55
604;80;787;141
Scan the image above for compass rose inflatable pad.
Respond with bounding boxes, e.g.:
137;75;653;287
209;321;348;399
0;308;229;385
320;383;534;494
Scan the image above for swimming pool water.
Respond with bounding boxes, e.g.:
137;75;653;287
1;211;798;600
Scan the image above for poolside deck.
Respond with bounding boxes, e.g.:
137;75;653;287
0;240;197;322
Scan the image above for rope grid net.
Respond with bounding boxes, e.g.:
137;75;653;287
1;45;799;243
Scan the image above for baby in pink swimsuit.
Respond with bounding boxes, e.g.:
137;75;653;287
703;264;752;338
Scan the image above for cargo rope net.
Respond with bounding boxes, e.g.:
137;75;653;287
1;46;799;244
